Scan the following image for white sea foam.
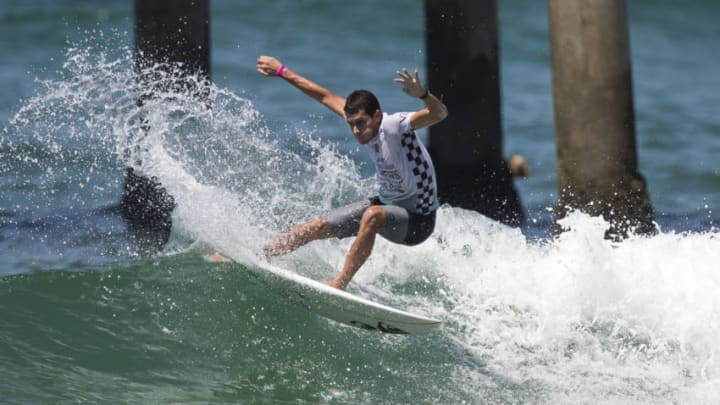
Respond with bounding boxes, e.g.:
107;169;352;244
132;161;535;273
371;208;720;403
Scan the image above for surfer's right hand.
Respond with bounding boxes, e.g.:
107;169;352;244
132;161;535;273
257;55;283;77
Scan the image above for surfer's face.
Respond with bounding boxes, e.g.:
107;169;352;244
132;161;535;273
346;109;381;144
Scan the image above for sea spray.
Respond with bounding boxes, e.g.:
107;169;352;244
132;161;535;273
6;37;376;275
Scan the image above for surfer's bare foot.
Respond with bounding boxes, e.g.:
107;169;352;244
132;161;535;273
322;279;347;290
263;233;298;257
264;220;335;257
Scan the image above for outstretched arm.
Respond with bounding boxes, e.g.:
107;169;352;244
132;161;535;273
394;69;448;130
257;55;346;117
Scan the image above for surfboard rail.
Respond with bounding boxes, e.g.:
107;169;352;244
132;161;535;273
244;262;442;334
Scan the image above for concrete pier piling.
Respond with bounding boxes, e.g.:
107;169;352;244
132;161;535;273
425;0;524;225
121;0;210;251
547;0;655;238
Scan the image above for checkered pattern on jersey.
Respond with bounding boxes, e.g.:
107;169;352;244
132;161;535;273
401;131;435;214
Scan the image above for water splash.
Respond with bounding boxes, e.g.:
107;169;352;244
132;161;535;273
399;209;719;403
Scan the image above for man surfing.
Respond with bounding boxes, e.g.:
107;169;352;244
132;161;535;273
257;55;448;290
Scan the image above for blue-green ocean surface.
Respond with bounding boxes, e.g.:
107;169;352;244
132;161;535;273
1;1;719;403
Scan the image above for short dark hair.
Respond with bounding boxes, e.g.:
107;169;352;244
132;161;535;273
344;90;381;116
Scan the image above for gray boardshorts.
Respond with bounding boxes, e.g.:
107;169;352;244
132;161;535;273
323;197;436;246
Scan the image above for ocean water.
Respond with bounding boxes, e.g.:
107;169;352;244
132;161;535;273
1;0;719;403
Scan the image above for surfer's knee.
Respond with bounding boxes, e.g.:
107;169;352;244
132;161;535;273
360;206;386;232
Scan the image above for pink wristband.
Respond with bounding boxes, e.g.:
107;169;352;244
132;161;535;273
276;65;286;77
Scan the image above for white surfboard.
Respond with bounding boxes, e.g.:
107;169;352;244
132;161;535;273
230;257;441;334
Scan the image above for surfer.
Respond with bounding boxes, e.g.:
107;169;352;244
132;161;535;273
257;55;448;290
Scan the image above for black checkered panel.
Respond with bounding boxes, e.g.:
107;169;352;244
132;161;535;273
401;132;436;214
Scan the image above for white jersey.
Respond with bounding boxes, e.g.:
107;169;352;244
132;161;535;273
364;112;439;215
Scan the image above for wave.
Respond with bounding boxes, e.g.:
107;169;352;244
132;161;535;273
0;253;496;404
2;211;719;403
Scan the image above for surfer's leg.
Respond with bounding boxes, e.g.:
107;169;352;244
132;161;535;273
263;219;334;256
327;205;387;290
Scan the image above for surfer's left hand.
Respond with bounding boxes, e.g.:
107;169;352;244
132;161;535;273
394;68;426;98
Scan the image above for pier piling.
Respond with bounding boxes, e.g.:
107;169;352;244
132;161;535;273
425;0;524;225
547;0;654;238
122;0;210;251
